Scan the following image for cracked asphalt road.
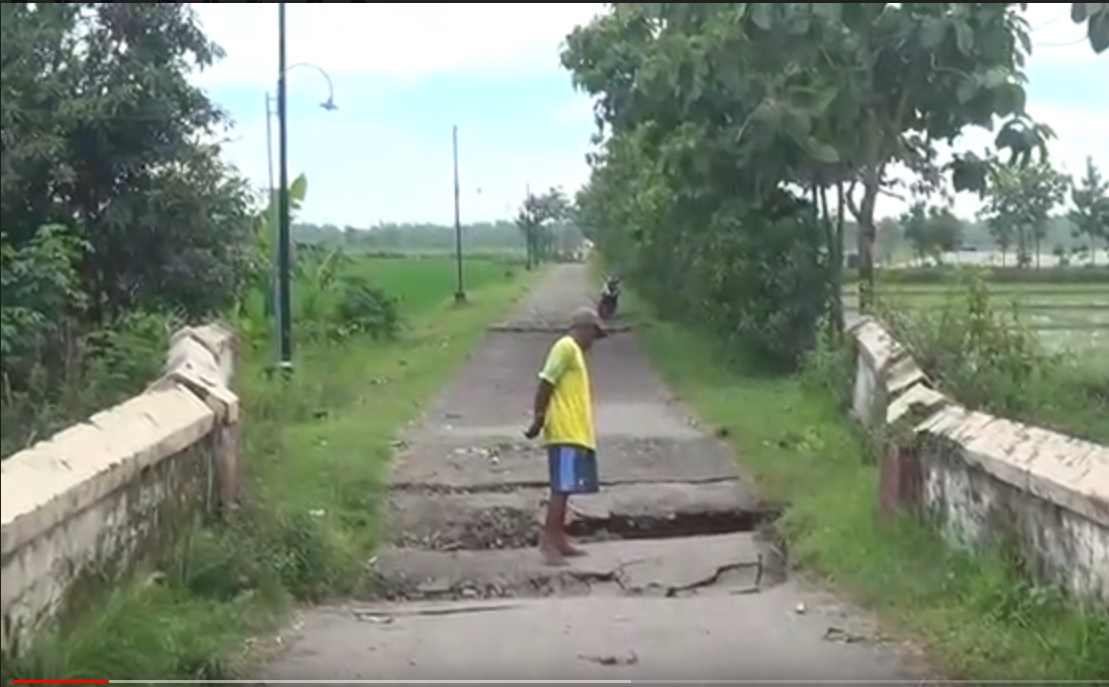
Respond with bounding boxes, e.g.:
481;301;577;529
259;264;924;681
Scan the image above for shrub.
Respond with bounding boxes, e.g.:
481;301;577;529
879;275;1109;443
687;197;830;371
1;226;180;456
331;275;402;341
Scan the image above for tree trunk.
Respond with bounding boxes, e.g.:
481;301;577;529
833;183;846;334
856;178;879;312
816;183;846;339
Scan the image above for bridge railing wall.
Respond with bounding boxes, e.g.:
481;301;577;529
0;323;240;650
847;316;1108;605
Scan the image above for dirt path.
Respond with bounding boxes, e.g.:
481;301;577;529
260;264;920;680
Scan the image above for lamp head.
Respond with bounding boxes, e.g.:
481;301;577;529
320;97;338;112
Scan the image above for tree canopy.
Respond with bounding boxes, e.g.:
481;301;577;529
1;3;254;452
1;3;253;322
902;203;965;265
1068;157;1109;262
562;2;1062;368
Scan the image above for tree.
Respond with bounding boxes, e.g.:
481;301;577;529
1;3;253;455
515;187;571;268
901;203;932;265
926;206;965;264
902;203;963;265
979;160;1068;268
561;3;1041;367
1068;157;1109;264
875;217;904;266
0;3;252;321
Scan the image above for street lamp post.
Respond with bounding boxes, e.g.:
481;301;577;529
267;3;338;375
452;125;466;303
263;65;337;343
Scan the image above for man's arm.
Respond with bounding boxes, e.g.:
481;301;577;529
525;340;570;438
528;379;555;435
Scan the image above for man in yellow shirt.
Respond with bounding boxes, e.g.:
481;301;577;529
524;306;607;565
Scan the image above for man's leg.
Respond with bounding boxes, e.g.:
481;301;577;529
540;490;567;564
542;446;583;563
545;445;594;560
541;491;585;562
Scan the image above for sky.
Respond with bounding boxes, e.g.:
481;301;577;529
191;3;1107;227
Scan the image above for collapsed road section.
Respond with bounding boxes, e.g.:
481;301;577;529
260;265;917;682
366;309;788;602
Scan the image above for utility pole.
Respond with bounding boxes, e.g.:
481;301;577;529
525;182;533;270
276;2;293;374
264;92;276;322
452;125;465;303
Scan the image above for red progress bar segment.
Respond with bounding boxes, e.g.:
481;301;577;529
11;681;109;684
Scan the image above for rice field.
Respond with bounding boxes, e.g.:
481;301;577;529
347;255;523;315
843;282;1109;358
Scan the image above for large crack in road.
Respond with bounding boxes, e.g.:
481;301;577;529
366;283;789;603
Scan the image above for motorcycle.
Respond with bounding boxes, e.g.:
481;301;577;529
598;275;622;320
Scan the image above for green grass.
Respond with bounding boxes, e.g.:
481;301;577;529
349;256;523;313
1;257;542;682
630;299;1109;681
845;265;1109;286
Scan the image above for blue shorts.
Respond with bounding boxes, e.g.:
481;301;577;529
547;444;600;495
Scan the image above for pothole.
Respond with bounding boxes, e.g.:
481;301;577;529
567;508;778;541
389;501;779;551
386;481;779;552
390;505;539;550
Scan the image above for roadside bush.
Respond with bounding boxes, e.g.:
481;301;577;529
1;226;87;389
800;325;856;410
1;226;183;456
686;197;830;371
331;274;402;341
174;503;361;604
1;311;179;457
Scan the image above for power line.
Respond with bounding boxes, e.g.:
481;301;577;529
1030;11;1068;32
1034;35;1091;48
1028;9;1091;48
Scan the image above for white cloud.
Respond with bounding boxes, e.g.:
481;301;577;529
192;3;1104;226
191;3;604;85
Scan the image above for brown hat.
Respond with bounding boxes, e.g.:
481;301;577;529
571;306;607;338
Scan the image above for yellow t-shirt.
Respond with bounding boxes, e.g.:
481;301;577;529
538;335;595;450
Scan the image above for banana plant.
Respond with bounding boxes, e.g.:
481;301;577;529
234;173;309;325
256;173;309;279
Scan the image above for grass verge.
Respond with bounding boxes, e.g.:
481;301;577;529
1;266;541;682
630;299;1109;680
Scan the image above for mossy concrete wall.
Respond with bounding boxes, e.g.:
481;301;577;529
848;316;1108;605
0;323;240;649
